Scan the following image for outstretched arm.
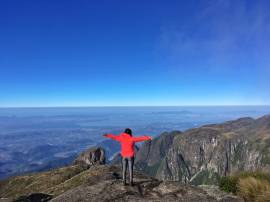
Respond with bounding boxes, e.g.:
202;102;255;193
132;135;152;142
103;134;121;142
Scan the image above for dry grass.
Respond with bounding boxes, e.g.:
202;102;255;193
0;164;117;200
0;165;87;199
238;177;270;202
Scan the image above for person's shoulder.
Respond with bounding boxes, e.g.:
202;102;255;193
119;133;126;138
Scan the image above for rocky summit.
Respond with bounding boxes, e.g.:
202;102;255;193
0;165;241;202
0;148;242;202
50;165;241;202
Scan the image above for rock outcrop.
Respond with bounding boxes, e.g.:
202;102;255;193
73;147;105;167
0;164;242;202
51;165;242;202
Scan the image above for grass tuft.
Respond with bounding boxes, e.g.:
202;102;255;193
238;177;270;202
219;171;270;202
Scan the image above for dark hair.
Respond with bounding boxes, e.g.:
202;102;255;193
124;128;132;136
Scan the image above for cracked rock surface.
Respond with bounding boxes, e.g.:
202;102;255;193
50;165;242;202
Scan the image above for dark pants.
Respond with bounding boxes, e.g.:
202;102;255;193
122;156;134;184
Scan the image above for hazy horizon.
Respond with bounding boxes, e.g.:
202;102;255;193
1;105;270;179
1;105;270;117
1;104;270;108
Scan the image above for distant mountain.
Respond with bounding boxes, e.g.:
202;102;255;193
136;115;270;185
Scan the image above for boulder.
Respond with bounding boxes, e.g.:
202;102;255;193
73;147;105;167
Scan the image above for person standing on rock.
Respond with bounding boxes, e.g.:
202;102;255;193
103;128;152;186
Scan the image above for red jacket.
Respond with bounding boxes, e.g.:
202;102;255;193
105;133;151;157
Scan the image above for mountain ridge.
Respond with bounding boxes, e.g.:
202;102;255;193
136;115;270;184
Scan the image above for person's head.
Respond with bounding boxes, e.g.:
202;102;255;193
124;128;132;136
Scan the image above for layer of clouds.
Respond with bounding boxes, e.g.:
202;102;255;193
158;0;270;71
157;0;270;103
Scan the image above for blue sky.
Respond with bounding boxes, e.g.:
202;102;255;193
0;0;270;107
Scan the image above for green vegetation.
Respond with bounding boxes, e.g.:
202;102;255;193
260;138;270;165
219;171;270;202
191;170;220;186
262;154;270;165
265;138;270;146
136;162;161;177
232;143;244;165
219;176;238;193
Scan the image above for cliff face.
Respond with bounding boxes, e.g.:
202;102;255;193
139;115;270;185
135;131;180;176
